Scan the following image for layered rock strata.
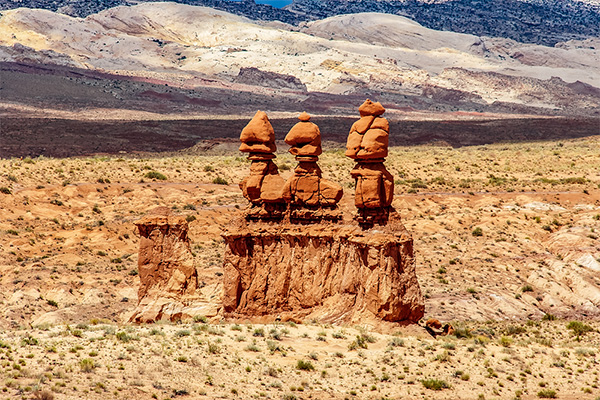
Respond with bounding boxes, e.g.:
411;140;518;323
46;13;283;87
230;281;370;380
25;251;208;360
346;99;394;226
222;213;424;323
282;112;343;222
238;110;286;221
129;208;217;323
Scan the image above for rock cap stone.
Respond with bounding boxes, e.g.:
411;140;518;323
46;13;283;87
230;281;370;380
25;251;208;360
359;99;385;117
239;110;276;153
298;111;311;121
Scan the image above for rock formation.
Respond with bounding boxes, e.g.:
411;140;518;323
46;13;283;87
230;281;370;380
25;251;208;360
223;105;424;324
346;99;394;226
282;112;343;222
238;110;286;221
129;207;217;323
222;217;424;323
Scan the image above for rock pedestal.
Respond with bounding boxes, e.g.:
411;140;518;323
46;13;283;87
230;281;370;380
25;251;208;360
129;208;217;323
222;213;424;323
223;103;424;325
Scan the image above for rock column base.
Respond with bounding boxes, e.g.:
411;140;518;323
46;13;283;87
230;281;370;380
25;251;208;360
222;213;424;324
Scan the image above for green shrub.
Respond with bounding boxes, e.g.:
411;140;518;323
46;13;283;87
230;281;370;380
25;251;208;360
472;227;483;237
567;321;594;338
174;330;191;338
542;313;557;321
212;177;228;185
116;331;132;342
421;379;450;390
79;358;96;372
144;171;167;180
0;187;11;195
296;360;314;371
537;389;557;398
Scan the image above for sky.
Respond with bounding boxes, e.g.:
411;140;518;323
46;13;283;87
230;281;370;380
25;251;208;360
254;0;294;7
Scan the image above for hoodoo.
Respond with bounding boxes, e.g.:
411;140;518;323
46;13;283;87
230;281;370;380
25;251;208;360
238;110;286;221
346;99;394;227
282;112;344;222
222;106;424;324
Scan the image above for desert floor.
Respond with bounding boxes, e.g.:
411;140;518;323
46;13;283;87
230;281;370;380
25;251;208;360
1;135;600;399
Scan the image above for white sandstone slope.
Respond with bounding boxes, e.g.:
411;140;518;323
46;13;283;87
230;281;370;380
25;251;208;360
0;2;598;110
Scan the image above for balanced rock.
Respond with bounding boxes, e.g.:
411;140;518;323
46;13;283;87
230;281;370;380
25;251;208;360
284;112;322;157
347;100;394;222
238;111;285;216
346;100;389;160
282;112;342;215
359;98;386;117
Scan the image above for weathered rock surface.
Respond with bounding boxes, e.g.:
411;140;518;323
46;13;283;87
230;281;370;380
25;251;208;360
239;110;276;154
222;214;424;324
130;208;218;322
285;112;322;157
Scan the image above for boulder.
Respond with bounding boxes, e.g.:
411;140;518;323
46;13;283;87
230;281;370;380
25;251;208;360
359;99;386;117
285;112;323;157
356;128;389;159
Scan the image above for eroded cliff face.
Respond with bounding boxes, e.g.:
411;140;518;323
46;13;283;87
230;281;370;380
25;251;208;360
222;213;424;324
130;209;218;323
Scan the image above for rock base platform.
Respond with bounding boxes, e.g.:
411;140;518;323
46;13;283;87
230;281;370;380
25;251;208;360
222;212;424;324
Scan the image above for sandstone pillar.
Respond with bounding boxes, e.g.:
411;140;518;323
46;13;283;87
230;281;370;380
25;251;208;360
282;112;343;222
129;208;216;323
238;110;286;221
346;99;394;226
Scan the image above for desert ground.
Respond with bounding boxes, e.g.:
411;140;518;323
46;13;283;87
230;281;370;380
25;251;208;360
1;128;600;399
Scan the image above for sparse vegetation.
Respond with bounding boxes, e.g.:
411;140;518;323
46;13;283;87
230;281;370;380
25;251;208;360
144;171;167;180
1;138;600;399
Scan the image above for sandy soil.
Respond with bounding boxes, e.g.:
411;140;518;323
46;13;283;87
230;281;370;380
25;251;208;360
2;135;600;399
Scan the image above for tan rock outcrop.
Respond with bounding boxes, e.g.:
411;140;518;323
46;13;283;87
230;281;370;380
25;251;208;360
222;214;424;324
129;208;218;323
